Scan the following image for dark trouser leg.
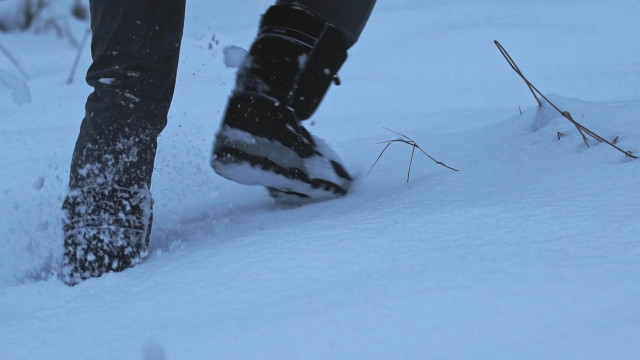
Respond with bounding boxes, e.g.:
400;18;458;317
275;0;376;46
70;0;186;190
61;0;185;285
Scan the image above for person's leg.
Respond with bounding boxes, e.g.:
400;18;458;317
61;0;186;285
275;0;376;46
211;1;376;203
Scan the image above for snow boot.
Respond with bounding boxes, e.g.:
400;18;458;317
60;187;153;286
211;5;353;203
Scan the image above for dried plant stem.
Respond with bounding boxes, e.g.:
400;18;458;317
67;28;91;84
368;128;458;183
494;40;637;159
0;41;29;80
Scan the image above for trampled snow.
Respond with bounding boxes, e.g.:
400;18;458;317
1;1;639;359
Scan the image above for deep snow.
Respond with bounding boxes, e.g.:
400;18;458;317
1;1;639;359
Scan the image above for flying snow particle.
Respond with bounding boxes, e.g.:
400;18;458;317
32;176;46;190
298;53;308;68
223;45;248;68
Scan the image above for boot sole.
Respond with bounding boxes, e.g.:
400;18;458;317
212;126;351;202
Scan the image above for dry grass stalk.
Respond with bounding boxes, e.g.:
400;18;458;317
0;41;29;80
67;28;91;84
494;40;637;159
368;127;458;183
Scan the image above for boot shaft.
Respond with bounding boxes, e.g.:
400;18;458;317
236;5;349;121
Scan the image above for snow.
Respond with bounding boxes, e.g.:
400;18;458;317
222;45;247;69
97;78;116;85
0;69;31;104
1;0;639;359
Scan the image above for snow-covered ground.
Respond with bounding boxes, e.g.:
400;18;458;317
1;1;639;359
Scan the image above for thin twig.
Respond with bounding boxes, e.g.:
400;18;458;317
67;28;91;84
368;142;393;177
408;145;416;183
495;40;637;159
368;128;458;183
495;41;541;107
0;41;29;80
62;18;80;48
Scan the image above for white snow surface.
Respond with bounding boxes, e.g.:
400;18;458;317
0;69;30;104
1;1;640;359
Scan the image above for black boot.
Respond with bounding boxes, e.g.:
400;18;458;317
60;187;153;285
212;5;353;203
60;0;185;285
